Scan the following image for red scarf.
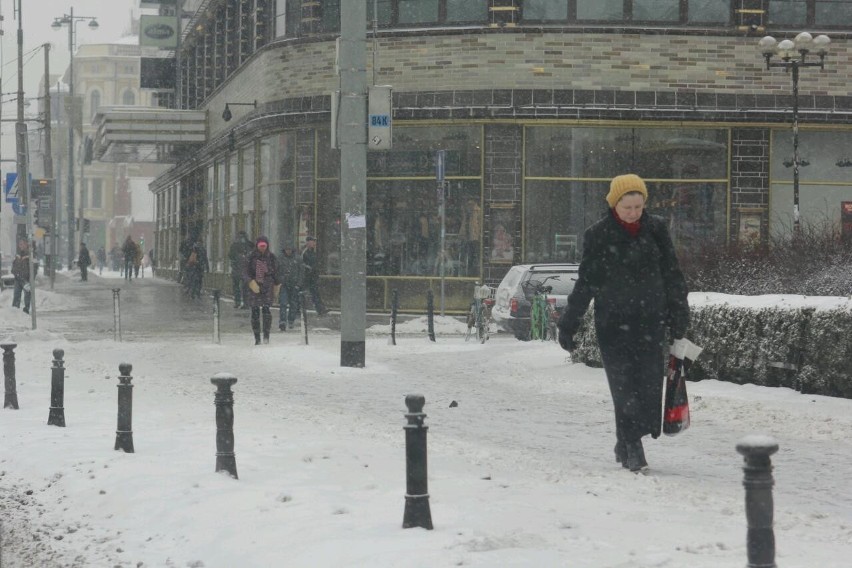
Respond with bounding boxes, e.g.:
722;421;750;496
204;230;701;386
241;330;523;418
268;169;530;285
612;209;641;237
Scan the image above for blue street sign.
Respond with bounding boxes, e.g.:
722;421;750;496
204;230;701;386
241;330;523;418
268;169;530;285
370;114;390;127
5;173;18;202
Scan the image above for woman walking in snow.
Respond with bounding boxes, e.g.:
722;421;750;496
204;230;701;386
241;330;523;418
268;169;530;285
557;173;689;472
243;236;280;345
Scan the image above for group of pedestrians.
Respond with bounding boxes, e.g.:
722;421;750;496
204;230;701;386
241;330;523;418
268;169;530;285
229;232;326;345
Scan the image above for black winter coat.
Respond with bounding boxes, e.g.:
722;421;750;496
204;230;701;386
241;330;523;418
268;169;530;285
243;250;280;308
558;211;689;441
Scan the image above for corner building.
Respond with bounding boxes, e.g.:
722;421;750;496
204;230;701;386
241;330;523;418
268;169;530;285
143;1;852;311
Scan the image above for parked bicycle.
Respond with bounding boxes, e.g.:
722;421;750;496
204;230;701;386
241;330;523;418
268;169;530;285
465;282;494;344
522;276;560;341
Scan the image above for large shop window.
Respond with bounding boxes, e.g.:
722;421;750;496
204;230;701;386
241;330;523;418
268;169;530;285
767;1;807;25
525;125;728;256
367;180;481;277
633;0;679;21
770;129;852;237
816;0;852;25
523;0;569;20
447;0;487;22
688;0;730;22
399;0;439;24
577;0;624;20
368;126;481;177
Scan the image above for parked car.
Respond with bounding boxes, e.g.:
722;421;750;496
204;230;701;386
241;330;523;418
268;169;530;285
491;263;580;340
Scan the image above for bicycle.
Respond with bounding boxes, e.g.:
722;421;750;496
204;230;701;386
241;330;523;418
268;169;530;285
523;276;560;342
465;282;494;344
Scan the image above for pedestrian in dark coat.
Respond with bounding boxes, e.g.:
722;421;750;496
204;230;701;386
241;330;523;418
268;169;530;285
243;236;280;344
78;242;91;281
122;237;138;282
277;243;302;330
185;240;210;299
557;173;689;473
11;239;31;313
228;231;252;309
301;236;327;315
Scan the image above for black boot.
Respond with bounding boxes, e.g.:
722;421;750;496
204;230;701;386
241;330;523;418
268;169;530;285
614;440;627;467
624;439;648;472
262;307;272;343
251;307;261;345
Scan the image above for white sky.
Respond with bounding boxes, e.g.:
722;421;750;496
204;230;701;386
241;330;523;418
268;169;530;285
1;277;852;566
0;0;143;167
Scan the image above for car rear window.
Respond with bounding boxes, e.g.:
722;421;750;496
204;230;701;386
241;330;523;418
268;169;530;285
500;267;525;290
525;271;577;296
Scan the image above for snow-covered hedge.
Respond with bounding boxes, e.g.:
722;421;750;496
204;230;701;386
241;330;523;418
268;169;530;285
571;293;852;399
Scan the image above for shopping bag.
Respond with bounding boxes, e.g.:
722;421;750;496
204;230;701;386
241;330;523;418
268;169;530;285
663;338;702;436
663;355;690;436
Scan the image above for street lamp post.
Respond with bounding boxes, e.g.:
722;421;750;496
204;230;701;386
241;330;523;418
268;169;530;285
758;32;831;236
51;8;98;269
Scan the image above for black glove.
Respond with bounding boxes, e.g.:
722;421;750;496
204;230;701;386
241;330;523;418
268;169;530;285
558;330;576;352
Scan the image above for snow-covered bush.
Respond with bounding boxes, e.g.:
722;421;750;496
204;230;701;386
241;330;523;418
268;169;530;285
572;295;852;399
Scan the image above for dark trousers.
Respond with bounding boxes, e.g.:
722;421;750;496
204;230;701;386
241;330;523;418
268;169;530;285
124;260;134;280
12;280;30;311
251;306;272;338
80;265;88;281
304;278;326;314
599;327;666;443
231;271;245;307
278;285;300;327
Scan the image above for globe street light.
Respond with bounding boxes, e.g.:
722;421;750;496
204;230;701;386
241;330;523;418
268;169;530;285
758;32;830;236
51;8;98;268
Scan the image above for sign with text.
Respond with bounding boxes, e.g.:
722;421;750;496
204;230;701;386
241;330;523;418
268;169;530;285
367;85;392;151
140;15;179;49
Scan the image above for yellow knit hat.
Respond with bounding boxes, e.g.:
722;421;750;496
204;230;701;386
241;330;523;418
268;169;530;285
606;174;648;208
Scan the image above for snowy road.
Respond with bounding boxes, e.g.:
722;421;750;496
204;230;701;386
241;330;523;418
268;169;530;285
1;273;851;567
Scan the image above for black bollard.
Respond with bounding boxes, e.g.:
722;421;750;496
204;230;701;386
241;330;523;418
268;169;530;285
212;289;221;344
211;373;238;479
736;435;779;568
402;394;433;530
114;363;135;453
47;349;66;427
300;290;309;345
112;288;122;342
426;290;436;343
390;288;399;346
2;343;19;410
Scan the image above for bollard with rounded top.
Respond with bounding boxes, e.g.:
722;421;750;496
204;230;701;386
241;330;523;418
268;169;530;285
47;349;66;427
402;394;433;530
2;343;19;410
211;373;239;479
114;363;135;453
736;435;779;568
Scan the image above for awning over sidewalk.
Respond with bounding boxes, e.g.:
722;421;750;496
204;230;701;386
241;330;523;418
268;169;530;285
92;106;207;163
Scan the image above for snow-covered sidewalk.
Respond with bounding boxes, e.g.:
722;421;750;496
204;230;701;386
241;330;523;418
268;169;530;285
1;301;851;567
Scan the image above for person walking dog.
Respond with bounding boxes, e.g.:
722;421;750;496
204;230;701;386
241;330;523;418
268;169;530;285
557;173;689;473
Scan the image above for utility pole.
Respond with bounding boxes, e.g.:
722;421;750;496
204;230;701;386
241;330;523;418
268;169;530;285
338;0;368;367
15;0;36;329
44;43;56;289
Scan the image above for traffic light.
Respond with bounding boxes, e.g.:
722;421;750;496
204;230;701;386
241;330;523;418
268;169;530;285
33;200;40;227
82;219;91;233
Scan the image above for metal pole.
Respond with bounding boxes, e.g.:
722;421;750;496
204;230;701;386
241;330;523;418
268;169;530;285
212;289;221;344
16;0;36;330
211;373;238;479
47;348;65;427
736;436;779;568
44;43;56;289
426;289;435;342
390;288;398;346
112;288;122;341
791;61;801;236
67;8;76;270
338;0;368;368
